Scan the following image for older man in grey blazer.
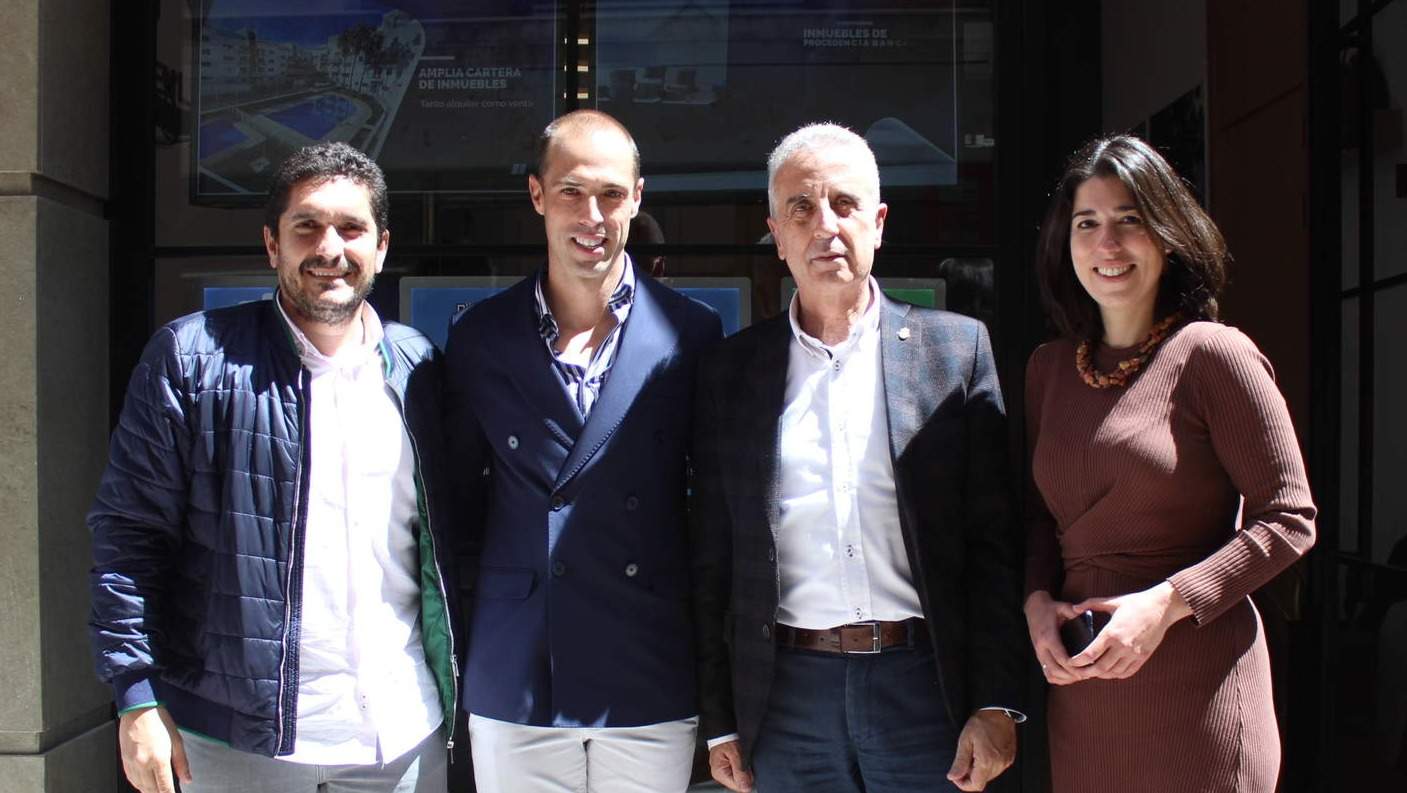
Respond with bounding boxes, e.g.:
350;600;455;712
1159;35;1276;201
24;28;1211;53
690;123;1026;793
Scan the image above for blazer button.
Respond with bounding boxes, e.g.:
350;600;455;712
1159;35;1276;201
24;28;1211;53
761;623;771;640
507;434;519;450
625;495;640;511
550;495;566;511
624;563;639;577
767;547;776;563
552;561;567;577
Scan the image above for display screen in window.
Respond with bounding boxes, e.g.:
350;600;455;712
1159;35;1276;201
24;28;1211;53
595;0;975;193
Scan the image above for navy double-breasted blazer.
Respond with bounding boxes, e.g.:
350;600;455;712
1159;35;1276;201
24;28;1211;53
444;267;722;727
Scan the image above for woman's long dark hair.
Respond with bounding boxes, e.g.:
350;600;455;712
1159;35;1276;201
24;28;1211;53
1035;136;1229;341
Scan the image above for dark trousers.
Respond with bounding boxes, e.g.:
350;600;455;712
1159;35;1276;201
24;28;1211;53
751;629;960;793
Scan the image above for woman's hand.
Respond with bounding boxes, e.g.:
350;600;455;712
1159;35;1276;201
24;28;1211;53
1069;581;1192;679
1023;590;1085;685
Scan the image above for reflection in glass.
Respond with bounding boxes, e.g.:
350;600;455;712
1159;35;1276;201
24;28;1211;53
595;0;963;194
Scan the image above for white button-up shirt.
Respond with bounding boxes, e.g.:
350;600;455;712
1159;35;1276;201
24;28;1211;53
275;299;442;765
775;279;924;629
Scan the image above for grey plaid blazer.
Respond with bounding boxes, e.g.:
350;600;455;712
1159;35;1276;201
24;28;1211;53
689;295;1025;765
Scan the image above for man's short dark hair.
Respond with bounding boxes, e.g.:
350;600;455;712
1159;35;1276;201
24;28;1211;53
531;110;640;181
264;142;389;237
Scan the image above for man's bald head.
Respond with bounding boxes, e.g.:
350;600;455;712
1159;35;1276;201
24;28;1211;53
533;110;641;182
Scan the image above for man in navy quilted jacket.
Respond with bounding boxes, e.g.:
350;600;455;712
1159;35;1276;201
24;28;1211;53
88;143;457;793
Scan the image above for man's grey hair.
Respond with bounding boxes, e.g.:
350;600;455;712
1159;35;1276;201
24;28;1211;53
766;123;881;217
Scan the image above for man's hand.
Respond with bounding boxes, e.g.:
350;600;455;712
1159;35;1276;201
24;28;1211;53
708;739;754;792
1070;581;1192;680
1023;590;1086;686
118;706;191;793
946;710;1016;792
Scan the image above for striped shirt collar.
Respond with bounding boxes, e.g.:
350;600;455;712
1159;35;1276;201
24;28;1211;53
533;256;637;348
532;255;638;418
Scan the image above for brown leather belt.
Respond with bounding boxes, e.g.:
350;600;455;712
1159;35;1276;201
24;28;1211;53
774;619;922;655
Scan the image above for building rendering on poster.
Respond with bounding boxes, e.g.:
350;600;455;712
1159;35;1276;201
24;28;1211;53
194;0;556;200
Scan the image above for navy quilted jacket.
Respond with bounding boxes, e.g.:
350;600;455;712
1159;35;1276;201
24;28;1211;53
88;298;459;756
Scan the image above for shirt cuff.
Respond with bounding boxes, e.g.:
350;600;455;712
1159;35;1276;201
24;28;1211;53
707;733;741;750
977;706;1028;724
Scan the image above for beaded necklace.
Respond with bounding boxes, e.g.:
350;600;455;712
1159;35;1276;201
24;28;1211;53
1075;313;1183;389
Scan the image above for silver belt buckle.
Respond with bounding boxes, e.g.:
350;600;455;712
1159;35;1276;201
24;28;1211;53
844;621;882;655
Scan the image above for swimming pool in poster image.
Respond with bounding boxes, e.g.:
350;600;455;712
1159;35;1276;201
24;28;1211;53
199;119;249;158
266;94;359;140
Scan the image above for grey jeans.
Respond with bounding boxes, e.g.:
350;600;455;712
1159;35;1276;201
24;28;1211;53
179;728;447;793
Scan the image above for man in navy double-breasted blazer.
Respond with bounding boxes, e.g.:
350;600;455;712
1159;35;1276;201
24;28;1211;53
443;110;721;793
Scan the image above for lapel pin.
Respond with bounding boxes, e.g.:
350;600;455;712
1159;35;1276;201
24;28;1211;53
897;327;911;341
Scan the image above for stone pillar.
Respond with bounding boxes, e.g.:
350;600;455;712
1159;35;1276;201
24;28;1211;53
0;1;121;790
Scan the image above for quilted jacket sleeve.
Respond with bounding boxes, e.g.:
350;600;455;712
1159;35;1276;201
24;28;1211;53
88;327;192;712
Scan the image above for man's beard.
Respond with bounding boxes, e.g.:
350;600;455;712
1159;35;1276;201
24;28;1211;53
279;256;374;326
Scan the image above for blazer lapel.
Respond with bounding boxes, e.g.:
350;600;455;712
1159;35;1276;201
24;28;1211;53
878;296;924;461
497;277;584;448
740;315;793;537
553;275;675;490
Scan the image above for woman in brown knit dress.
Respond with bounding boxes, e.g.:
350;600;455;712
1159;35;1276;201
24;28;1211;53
1023;136;1316;792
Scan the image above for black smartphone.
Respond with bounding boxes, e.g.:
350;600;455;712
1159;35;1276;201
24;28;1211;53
1059;609;1109;656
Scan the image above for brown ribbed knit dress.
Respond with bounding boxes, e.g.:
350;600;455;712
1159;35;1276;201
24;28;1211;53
1024;321;1316;793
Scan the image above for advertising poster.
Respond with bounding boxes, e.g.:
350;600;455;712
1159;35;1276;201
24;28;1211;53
595;0;959;192
193;0;557;200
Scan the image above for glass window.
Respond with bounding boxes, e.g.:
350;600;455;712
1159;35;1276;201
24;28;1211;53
593;0;997;246
1372;0;1407;281
1374;282;1407;565
151;0;1002;333
1340;294;1359;555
